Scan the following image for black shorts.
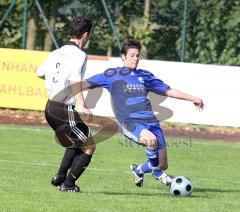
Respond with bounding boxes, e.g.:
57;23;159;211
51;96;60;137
45;100;90;148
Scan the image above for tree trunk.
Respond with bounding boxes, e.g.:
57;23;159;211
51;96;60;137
107;46;112;57
43;16;56;51
142;0;150;58
144;0;150;26
44;2;57;51
26;17;37;50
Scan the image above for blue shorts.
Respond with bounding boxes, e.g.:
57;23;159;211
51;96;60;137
121;122;166;149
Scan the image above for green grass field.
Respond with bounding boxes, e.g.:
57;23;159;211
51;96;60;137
0;125;240;212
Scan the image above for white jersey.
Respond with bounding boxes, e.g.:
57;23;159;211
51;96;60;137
36;44;87;105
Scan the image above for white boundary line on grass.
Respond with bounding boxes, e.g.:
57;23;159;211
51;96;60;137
0;125;50;132
0;159;240;184
0;159;57;167
0;159;124;173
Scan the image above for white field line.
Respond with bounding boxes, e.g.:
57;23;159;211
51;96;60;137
1;125;239;146
0;159;126;173
0;125;50;132
0;126;50;132
0;159;240;185
0;159;57;167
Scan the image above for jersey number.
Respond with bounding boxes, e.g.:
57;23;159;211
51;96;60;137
53;62;60;83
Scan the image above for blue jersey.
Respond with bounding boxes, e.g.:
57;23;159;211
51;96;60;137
87;67;170;127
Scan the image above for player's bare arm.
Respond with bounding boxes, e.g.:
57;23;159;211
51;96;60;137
80;80;92;90
165;88;204;111
70;80;93;122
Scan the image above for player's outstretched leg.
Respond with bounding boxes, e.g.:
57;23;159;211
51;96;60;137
152;172;173;186
146;148;173;186
156;147;174;186
129;160;153;187
129;164;144;187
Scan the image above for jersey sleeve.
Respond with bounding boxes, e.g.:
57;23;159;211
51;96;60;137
80;59;87;80
36;57;48;77
68;54;87;82
86;73;110;89
144;71;170;95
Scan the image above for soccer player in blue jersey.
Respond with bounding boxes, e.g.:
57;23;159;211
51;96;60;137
84;39;204;187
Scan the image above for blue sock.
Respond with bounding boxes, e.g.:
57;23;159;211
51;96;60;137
137;161;151;174
146;148;163;178
152;168;163;178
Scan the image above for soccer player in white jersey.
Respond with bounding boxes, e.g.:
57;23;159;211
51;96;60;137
36;16;95;192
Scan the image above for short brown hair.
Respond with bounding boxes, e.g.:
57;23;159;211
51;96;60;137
121;39;141;55
69;16;92;39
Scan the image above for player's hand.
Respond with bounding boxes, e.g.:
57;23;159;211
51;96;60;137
81;107;93;123
192;97;204;111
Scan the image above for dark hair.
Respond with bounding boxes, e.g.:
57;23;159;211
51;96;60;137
69;16;92;39
120;39;141;55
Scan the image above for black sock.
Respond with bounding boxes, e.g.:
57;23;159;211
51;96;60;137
57;148;79;176
64;152;92;187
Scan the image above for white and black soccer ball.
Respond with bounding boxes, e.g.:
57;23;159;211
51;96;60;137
170;176;193;196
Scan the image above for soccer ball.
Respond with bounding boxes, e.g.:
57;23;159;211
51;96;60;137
170;176;193;196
